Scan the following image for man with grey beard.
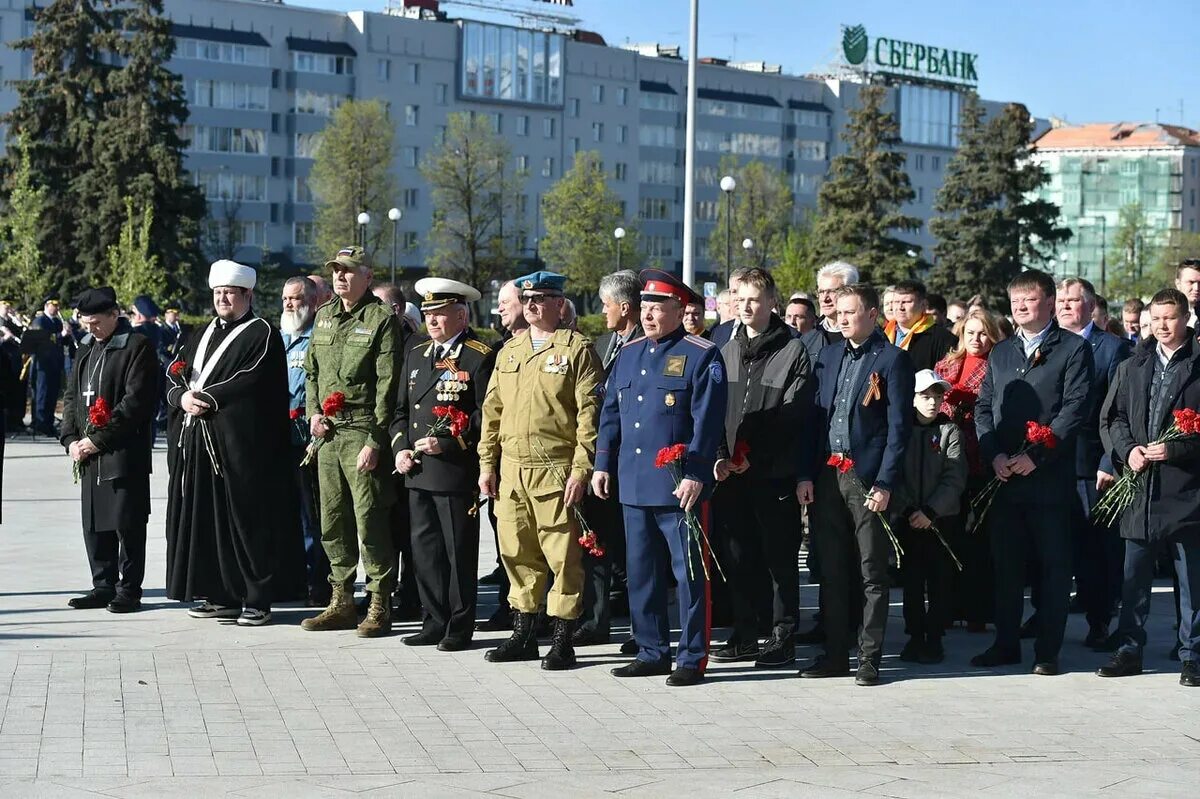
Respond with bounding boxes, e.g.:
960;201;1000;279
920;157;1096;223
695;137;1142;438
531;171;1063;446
282;276;331;606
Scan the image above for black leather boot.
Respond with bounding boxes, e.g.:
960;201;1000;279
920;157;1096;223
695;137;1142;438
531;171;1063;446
541;617;577;671
485;611;540;662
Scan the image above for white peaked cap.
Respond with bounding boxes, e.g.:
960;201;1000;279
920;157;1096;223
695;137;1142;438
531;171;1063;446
208;260;257;290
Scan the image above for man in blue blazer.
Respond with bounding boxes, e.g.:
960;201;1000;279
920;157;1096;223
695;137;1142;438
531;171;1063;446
1056;277;1132;648
974;269;1094;675
797;284;915;686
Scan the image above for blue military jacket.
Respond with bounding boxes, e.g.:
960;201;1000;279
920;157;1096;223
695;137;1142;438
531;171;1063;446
596;325;728;507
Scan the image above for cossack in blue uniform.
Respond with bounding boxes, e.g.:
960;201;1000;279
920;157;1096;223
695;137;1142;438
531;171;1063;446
595;270;728;683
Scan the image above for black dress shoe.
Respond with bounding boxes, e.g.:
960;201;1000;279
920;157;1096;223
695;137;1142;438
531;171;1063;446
855;661;880;686
571;628;610;646
666;666;704;686
475;608;513;632
611;658;671;678
755;634;796;668
437;637;471;652
619;637;638;656
403;630;443;646
1180;661;1200;687
106;596;141;614
1032;660;1059;676
68;592;114;610
970;647;1021;668
1084;623;1110;649
1097;650;1143;678
799;657;850;678
1019;615;1038;639
709;640;759;663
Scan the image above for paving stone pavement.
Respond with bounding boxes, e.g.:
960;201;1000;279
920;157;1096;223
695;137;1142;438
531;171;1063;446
1;437;1197;797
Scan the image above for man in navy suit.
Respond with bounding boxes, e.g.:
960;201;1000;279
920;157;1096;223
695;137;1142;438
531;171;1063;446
1056;277;1131;648
973;269;1094;675
797;284;915;686
594;269;728;687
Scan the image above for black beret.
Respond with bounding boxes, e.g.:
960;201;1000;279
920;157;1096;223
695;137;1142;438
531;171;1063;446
72;287;119;315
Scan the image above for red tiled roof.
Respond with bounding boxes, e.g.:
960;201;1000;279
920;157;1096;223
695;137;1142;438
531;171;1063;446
1035;122;1200;150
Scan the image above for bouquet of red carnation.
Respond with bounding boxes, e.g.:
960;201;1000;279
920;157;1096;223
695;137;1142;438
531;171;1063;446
656;444;723;580
578;530;604;558
1092;408;1200;526
970;421;1057;532
942;387;977;425
73;397;112;484
412;405;471;463
300;391;363;466
826;453;908;567
168;360;188;380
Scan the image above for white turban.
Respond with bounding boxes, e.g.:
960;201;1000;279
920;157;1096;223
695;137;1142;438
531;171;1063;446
208;260;257;290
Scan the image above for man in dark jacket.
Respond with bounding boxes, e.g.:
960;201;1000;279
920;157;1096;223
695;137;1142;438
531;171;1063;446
973;269;1094;675
797;284;915;686
61;287;159;613
710;268;811;668
884;279;957;372
1098;288;1200;687
799;261;859;365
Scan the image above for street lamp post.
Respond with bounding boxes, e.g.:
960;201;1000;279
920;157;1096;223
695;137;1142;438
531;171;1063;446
720;175;736;285
356;211;370;249
614;226;626;270
387;208;402;284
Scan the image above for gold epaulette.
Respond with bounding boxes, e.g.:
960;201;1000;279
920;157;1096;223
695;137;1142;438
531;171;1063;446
463;339;491;355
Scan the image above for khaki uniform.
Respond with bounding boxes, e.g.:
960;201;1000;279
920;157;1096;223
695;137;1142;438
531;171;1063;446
304;294;399;594
478;328;602;619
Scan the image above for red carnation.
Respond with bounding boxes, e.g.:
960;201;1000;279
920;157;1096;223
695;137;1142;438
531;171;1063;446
1174;408;1200;435
289;408;303;421
88;397;112;429
826;453;854;474
321;391;346;416
1025;421;1057;449
730;440;751;468
168;360;188;379
448;408;469;438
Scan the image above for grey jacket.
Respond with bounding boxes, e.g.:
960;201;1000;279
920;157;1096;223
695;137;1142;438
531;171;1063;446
892;416;968;521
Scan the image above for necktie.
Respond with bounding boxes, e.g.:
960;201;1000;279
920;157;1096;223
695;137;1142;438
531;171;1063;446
433;344;444;365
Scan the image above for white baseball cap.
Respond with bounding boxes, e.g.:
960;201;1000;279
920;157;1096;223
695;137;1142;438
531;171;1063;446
914;369;951;394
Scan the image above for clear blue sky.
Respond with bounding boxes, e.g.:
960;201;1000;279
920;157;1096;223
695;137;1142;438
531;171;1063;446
295;0;1199;126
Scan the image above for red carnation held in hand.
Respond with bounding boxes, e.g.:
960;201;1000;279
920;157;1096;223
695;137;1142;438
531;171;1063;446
321;391;346;416
88;397;112;429
168;360;188;379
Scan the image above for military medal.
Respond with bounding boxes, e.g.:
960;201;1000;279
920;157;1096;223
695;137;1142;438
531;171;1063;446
664;392;676;407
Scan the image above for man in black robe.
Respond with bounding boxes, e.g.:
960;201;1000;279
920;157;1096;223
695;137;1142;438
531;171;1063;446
165;260;304;626
61;287;158;612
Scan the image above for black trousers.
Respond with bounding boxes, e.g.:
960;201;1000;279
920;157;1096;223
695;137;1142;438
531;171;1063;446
83;525;146;601
391;478;418;608
1071;478;1123;627
898;519;956;640
409;489;479;641
951;476;994;624
724;475;801;642
990;499;1071;661
813;466;891;666
578;491;627;637
487;498;511;614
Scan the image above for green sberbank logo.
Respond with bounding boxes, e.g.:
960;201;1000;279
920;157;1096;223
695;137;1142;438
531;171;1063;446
841;23;978;85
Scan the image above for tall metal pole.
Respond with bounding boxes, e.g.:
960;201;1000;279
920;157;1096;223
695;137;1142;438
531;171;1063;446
724;193;732;286
681;0;699;287
391;223;398;284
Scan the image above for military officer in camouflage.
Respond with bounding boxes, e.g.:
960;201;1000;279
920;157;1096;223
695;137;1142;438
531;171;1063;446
478;271;603;670
300;246;400;638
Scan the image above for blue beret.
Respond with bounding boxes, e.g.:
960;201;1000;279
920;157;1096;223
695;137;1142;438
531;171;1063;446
132;295;161;318
514;270;567;295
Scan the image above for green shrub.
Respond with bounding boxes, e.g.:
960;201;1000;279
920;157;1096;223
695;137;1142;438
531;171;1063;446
576;313;606;340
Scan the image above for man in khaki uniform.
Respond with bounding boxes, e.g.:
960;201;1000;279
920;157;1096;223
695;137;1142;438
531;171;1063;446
300;246;400;637
478;270;602;670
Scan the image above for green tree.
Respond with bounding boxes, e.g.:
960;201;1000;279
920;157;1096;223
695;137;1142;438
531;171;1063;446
710;156;794;277
1104;203;1164;300
809;84;921;285
541;151;641;303
106;198;164;306
928;100;1072;309
423;112;526;301
309;99;399;263
771;214;819;298
0;137;55;310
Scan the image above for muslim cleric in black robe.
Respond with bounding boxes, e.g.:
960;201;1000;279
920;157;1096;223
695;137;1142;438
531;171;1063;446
164;260;305;626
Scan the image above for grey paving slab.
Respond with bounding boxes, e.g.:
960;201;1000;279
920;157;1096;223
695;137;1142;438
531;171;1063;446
2;437;1198;796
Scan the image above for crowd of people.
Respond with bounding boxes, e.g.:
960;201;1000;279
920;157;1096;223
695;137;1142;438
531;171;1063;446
40;247;1200;688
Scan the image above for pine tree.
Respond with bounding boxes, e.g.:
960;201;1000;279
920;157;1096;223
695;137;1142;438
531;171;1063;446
106;198;164;306
709;156;793;276
308;99;399;263
540;151;640;302
0;137;55;310
423;112;526;301
809;84;921;285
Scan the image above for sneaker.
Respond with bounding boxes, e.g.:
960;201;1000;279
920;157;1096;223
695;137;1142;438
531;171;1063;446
188;602;240;619
236;609;272;626
755;634;795;668
709;639;759;663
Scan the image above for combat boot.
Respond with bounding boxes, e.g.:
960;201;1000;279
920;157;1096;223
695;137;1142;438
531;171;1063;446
300;581;357;632
541;617;577;671
356;591;392;638
485;611;540;662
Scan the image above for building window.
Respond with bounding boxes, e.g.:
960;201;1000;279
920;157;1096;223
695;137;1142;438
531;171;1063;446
638;125;677;148
292;51;354;75
638;197;672;221
695;130;780;156
644;235;674;258
294;89;347;116
542;157;554;177
402;231;419;249
194;172;268;202
795;140;826;161
568;138;580;156
490;113;502;134
435;125;447;146
435;83;448;105
616;125;627;145
592;84;604;104
931;155;941;171
403;188;418;208
916;186;924;203
592;122;603;143
694;200;719;221
460;20;562;106
639;92;679;112
899;84;961;147
294;222;315;248
177;38;270;67
568;98;580;117
294;132;323;158
188;80;269;111
614;163;627;182
402;146;419;167
516;115;528;136
182;125;267;154
543;118;556;138
914;153;925;171
206;220;265;248
378;59;391;81
1192;189;1196;208
404;105;419;126
516;155;529;172
293;175;313;203
407;63;420;84
639;161;677;184
617;87;628;106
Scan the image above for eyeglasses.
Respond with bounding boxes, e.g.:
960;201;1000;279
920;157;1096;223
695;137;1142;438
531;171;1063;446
521;294;550;305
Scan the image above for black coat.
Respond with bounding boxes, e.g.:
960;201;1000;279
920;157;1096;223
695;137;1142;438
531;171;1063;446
60;319;158;531
975;321;1094;504
900;324;957;373
1106;335;1200;543
390;329;496;494
594;323;643;375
